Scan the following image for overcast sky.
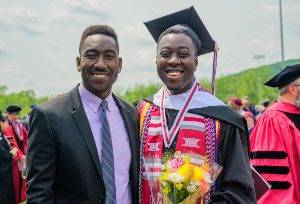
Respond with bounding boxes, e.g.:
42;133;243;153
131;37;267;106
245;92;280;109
0;0;299;96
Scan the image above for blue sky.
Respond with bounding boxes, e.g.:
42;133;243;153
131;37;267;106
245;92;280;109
0;0;299;96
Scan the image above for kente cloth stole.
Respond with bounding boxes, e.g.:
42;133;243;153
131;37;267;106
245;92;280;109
137;101;221;204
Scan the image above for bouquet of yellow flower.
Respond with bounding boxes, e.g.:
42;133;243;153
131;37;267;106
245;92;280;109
159;152;222;204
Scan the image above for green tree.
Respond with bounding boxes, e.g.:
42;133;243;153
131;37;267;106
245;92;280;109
0;88;49;116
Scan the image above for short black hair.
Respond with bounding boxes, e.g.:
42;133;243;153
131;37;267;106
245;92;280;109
79;25;119;55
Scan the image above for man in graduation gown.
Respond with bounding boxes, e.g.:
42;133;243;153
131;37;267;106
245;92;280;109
0;113;15;204
137;7;256;204
250;64;300;203
2;105;27;203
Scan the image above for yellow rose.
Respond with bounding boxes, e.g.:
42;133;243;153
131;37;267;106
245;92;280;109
177;163;194;182
192;166;204;181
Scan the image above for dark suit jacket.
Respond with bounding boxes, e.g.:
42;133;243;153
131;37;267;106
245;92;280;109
0;134;15;204
26;86;140;204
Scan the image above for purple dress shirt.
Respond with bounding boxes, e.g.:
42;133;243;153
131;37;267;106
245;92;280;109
79;84;132;204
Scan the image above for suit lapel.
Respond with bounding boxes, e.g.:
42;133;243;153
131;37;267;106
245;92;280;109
69;86;103;178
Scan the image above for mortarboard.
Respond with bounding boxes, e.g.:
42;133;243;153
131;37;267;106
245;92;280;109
144;6;215;56
265;64;300;88
6;105;22;113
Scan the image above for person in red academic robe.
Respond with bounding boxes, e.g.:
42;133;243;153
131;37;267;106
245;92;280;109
3;105;27;204
250;64;300;204
138;7;256;204
0;112;16;204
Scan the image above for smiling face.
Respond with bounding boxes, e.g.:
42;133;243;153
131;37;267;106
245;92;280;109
156;33;198;95
76;34;122;99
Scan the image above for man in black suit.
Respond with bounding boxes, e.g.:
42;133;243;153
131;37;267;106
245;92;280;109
27;25;139;204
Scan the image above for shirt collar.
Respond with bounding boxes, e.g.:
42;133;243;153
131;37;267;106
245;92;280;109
152;82;225;110
166;78;196;96
79;83;113;112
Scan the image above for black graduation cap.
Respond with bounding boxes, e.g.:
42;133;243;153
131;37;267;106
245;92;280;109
144;6;215;56
265;64;300;88
6;105;22;113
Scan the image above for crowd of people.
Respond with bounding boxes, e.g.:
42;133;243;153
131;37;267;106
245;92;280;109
227;96;271;132
1;6;299;204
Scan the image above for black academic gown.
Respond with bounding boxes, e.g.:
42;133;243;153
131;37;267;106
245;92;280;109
0;133;15;204
143;98;256;204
